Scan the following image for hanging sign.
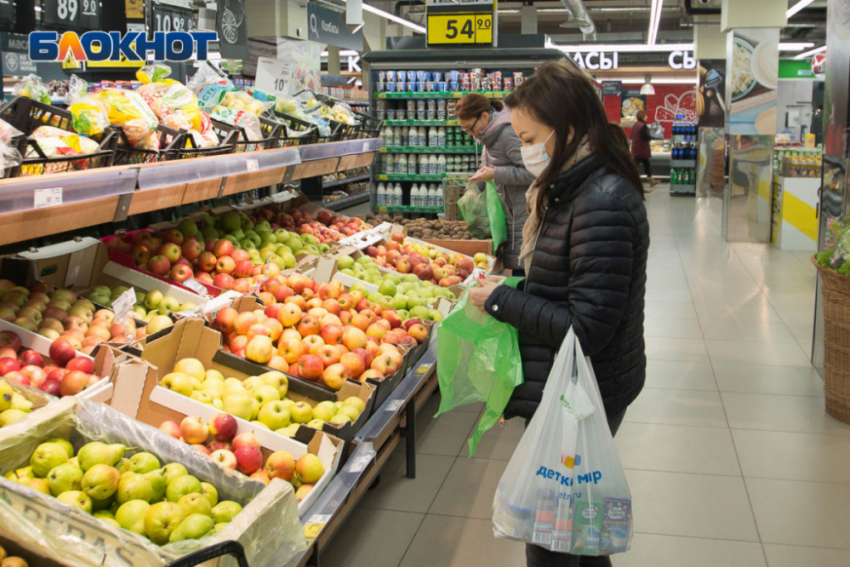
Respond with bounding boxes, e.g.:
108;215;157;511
307;2;363;52
426;0;495;47
149;0;195;33
42;0;102;32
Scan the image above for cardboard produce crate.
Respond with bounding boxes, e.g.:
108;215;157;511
116;318;344;514
0;397;306;567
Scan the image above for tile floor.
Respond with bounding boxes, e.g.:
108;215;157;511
323;187;850;566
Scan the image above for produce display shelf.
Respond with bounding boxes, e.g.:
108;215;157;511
323;173;371;189
323;192;370;211
376;173;446;182
380;146;477;154
378;205;443;213
382;119;459;126
670;159;696;168
0;138;381;247
376;91;509;99
288;344;438;567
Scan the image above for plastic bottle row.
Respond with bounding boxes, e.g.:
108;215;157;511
380;126;473;148
377;182;444;207
379;153;477;175
670;168;695;185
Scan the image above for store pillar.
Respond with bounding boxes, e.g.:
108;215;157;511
328;46;341;75
720;0;783;242
521;5;538;35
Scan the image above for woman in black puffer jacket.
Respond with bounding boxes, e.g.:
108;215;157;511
469;61;648;567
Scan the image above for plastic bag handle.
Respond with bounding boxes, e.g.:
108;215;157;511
164;541;250;567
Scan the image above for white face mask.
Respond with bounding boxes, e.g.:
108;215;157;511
520;130;555;177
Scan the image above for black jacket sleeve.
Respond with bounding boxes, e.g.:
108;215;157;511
640;123;651;140
484;187;635;357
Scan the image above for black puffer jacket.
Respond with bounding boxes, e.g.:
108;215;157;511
485;155;649;419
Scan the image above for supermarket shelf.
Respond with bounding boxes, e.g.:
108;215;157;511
381;146;476;154
323;192;370;210
670;159;696;168
0;138;381;247
323;173;371;189
376;173;446;182
378;205;443;213
383;119;458;126
376;91;509;99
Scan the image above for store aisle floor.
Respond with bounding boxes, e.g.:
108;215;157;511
323;186;850;567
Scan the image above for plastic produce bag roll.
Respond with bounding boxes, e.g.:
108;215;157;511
0;397;307;567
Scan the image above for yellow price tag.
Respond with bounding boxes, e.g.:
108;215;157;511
427;13;494;45
303;522;325;541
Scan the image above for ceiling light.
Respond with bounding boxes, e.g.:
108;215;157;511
639;74;655;94
794;45;827;60
648;0;665;46
321;50;360;56
787;0;817;18
613;78;698;84
340;0;426;33
778;42;815;51
555;43;694;53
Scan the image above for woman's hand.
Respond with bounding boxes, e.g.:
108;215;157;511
469;166;495;182
470;280;500;314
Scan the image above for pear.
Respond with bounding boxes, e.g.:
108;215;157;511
116;472;153;504
169;513;214;542
144;469;168;503
178;493;212;518
162;463;188;484
18;477;50;495
30;443;69;478
115;500;151;534
129;452;161;474
78;442;126;472
200;482;218;508
81;465;120;500
0;409;27;427
10;393;32;412
47;462;83;496
47;438;74;459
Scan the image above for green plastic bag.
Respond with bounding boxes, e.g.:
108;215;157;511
436;277;524;456
485;180;508;251
457;182;491;239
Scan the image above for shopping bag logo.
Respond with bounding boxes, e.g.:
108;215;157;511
562;454;582;469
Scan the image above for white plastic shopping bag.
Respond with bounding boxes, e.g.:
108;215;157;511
492;328;633;556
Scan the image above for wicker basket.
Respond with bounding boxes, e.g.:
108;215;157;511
815;260;850;423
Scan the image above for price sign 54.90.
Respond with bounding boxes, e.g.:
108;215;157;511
427;13;493;45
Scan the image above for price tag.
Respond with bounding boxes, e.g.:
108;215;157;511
246;159;260;172
33;187;63;209
416;363;433;376
385;399;404;412
347;455;372;473
183;278;210;297
42;0;101;31
303;521;326;541
362;142;371;152
150;0;194;32
255;57;297;97
111;287;137;324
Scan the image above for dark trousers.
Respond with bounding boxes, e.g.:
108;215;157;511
525;408;627;567
634;157;652;178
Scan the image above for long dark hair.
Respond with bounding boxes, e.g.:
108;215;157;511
505;61;644;214
455;93;503;120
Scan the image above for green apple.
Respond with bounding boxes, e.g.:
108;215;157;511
30;442;69;478
129;452;161;474
160;372;194;397
337;255;355;270
158;296;181;315
260;371;288;399
211;501;243;524
144;501;185;544
144;290;164;310
18;477;50;494
329;414;352;426
166;474;202;503
93;509;115;521
178;492;212;518
312;401;337;423
200;482;219;508
117;472;154;504
378;280;397;296
242;376;265;392
47;462;83;495
340;405;361;421
223;378;246;397
116;500;150;534
222;394;253;421
257;400;291;430
306;419;324;430
392;294;408;310
57;490;93;513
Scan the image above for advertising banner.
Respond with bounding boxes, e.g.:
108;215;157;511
726;28;779;135
698;59;727;128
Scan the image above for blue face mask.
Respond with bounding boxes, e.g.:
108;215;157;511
520;130;555;177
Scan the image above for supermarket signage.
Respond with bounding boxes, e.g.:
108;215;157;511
307;2;363;52
42;0;102;32
149;0;195;33
28;30;218;62
1;33;37;76
573;50;695;70
256;56;297;97
426;0;495;46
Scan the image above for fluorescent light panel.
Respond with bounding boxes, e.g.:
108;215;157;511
340;0;426;33
555;42;813;53
787;0;817;18
648;0;665;46
794;45;826;59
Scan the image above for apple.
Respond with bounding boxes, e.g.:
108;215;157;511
132;245;151;266
170;264;192;283
197;251;217;272
0;330;22;353
213;274;235;290
48;339;77;367
316;344;341;368
209;413;237;442
0;357;20;375
297;316;320;337
214;240;234;258
21;365;47;388
149;255;171;276
322;363;351;390
277;338;304;364
297;355;324;381
265;450;295;481
180;416;208;444
231;431;260;453
40;379;61;396
245;335;274;364
66;356;95;374
60;370;89;396
301;335;324;355
320;324;344;346
339;352;366;378
215;307;238;334
210;449;237;470
216;256;236;275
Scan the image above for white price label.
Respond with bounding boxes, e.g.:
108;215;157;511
112;287;137;324
385;399;404;412
347;455;372;473
246;159;259;172
256;57;297;97
362;141;371;152
308;514;332;525
183;278;209;296
33;187;63;209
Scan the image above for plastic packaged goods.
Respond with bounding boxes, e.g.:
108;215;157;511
219;90;270;117
92;88;160;149
0;117;23;145
458;182;491;238
411;183;421;206
30;125;100;156
377;182;387;206
211;107;264;141
13;73;50;104
429;126;438;147
427;184;437;207
0;398;306;567
437;155;447;174
428;155;437;175
436;278;524;454
67;76;110;138
436;184;444;208
438;127;446;146
137;80;204;133
408;154;416;174
493;328;633;556
419;154;428;174
394;183;403;205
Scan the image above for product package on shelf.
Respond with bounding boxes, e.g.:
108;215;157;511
116;318;344;513
0;397;307;567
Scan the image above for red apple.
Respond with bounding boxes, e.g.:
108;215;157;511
213;274;235;290
170;264;192;283
214;240;234;258
0;331;21;353
49;339;77;367
234;445;263;475
149;255;171;276
209;413;238;442
59;370;89;396
159;420;182;439
197;251;217;272
40;379;61;396
0;357;21;375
